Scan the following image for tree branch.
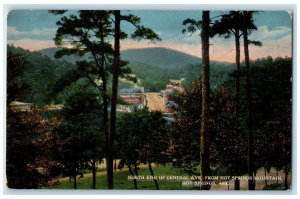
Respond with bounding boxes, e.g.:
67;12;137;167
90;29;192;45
86;71;102;91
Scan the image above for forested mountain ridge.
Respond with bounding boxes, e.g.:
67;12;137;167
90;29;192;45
121;47;200;69
39;47;201;68
38;47;235;91
8;46;236;98
9;45;290;99
7;45;80;105
38;46;232;69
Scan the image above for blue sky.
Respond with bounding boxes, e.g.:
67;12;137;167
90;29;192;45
7;10;292;63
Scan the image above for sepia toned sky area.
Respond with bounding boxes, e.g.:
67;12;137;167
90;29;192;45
7;10;292;63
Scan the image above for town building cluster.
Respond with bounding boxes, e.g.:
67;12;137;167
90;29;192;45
118;79;183;116
159;79;183;114
117;87;146;112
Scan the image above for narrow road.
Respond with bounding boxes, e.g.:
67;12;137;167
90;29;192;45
145;92;165;112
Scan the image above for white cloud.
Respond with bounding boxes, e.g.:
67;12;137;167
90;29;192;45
250;25;292;41
7;26;56;37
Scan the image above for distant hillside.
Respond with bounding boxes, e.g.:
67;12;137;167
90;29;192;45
39;47;201;69
8;45;78;105
121;47;201;69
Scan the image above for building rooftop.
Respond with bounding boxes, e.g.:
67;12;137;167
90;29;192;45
9;101;32;111
170;79;183;86
10;101;32;106
45;104;63;111
119;88;142;94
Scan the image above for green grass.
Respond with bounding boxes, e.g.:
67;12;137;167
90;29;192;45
51;165;196;190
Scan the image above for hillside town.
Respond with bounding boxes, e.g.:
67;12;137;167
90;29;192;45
117;79;184;122
10;78;184;124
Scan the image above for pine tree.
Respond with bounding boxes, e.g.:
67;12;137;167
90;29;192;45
108;10;160;189
200;11;211;190
242;11;256;190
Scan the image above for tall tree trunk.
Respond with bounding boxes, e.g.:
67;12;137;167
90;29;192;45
254;170;257;188
99;27;110;186
227;178;230;190
234;30;241;113
148;163;159;190
73;173;77;189
108;10;121;189
284;165;289;189
276;170;279;186
283;150;289;189
97;20;111;190
234;29;241;191
92;159;96;189
242;11;255;190
102;64;110;187
200;10;211;190
134;163;139;176
264;167;268;187
234;178;240;190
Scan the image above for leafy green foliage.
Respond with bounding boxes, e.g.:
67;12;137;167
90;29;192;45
210;11;244;38
210;87;248;176
170;56;291;181
53;10;114;95
6;108;61;188
48;10;68;15
126;62;170;91
61;91;103;119
116;108;171;184
7;45;77;106
212;57;292;178
117;109;167;163
120;13;161;42
250;57;291;177
7;47;30;102
52;91;105;185
170;81;202;175
182;18;202;35
131;26;161;41
127;61;234;91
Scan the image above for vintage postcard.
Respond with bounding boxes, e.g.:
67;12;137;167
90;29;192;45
6;9;292;191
